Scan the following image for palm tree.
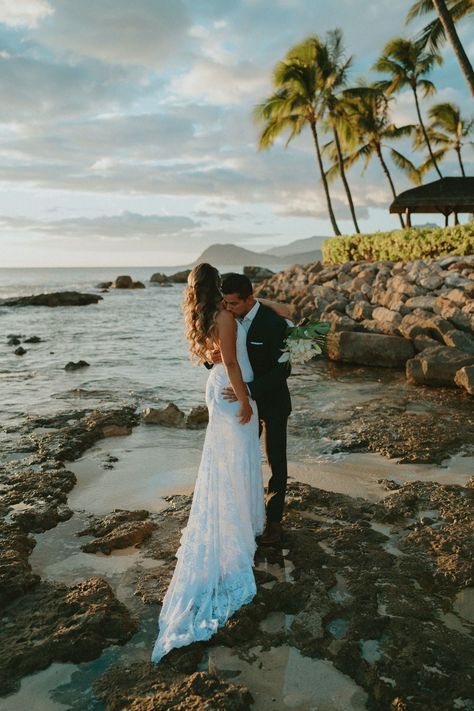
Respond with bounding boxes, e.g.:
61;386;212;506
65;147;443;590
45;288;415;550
336;87;419;229
254;37;342;236
314;30;361;233
374;37;443;178
418;102;474;175
406;0;474;97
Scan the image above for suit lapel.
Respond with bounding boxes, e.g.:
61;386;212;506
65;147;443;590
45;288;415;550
246;302;266;345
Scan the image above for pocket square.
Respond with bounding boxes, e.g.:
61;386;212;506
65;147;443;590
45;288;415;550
250;341;264;345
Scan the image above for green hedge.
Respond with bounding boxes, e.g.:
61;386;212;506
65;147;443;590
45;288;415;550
322;224;474;264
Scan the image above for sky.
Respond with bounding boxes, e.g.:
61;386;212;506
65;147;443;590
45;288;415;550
0;0;472;268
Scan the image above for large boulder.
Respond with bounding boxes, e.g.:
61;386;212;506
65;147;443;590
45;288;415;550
243;266;275;283
169;269;191;283
371;307;403;326
186;405;209;429
406;346;474;387
150;272;170;284
442;329;474;354
327;331;414;367
398;314;451;342
112;275;144;289
1;292;103;307
323;312;360;332
142;403;186;427
64;360;90;371
454;366;474;395
112;275;134;289
404;295;437;312
434;297;472;330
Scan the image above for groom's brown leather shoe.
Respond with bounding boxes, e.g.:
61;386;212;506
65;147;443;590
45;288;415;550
257;522;283;547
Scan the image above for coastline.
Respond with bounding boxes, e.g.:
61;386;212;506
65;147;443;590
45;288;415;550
1;260;473;709
1;356;473;709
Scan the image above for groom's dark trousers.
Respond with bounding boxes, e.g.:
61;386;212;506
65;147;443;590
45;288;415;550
245;304;291;524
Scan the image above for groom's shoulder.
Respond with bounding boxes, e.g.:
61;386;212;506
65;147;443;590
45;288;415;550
257;302;287;327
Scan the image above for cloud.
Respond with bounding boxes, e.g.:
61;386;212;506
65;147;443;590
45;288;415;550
0;54;146;120
36;0;191;67
170;57;268;105
0;211;199;240
0;0;53;28
0;0;473;267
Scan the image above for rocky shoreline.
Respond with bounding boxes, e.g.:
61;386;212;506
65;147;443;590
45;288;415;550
0;387;473;708
255;255;474;394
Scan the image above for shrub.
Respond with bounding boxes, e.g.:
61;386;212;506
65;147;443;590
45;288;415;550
322;224;474;264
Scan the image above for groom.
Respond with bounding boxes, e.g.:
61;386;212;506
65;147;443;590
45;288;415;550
219;273;291;546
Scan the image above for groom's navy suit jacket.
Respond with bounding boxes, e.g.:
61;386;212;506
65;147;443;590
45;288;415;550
245;303;291;422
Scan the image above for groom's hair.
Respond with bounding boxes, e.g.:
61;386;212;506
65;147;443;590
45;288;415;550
221;273;253;299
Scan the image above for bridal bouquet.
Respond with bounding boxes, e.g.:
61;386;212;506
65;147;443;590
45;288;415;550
278;318;330;365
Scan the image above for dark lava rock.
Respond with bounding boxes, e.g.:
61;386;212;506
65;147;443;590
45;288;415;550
24;335;42;343
10;503;73;534
14;346;26;355
31;406;138;462
186;405;209;429
0;465;77;519
303;386;474;464
133;479;474;710
0;521;39;610
78;509;155;554
150;272;170;284
95;665;253;711
64;360;90;371
0;576;138;695
7;337;20;346
142;403;186;427
243;265;275;283
169;269;191;283
1;291;103;307
96;281;112;289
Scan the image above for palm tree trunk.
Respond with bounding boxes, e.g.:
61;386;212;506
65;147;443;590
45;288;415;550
412;86;443;179
432;0;474;98
309;121;341;236
455;146;466;177
375;142;405;229
333;126;360;234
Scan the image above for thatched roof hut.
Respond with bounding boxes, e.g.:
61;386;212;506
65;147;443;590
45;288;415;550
390;177;474;226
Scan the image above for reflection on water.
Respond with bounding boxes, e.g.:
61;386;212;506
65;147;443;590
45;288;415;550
207;644;369;710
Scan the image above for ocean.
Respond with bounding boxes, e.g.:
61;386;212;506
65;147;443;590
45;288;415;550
0;266;211;430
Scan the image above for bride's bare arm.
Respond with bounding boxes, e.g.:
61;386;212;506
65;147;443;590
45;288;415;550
258;298;293;320
215;310;252;424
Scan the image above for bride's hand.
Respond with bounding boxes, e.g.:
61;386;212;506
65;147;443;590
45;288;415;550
238;398;253;425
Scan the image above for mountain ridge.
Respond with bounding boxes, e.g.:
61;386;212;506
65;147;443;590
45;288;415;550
192;242;323;268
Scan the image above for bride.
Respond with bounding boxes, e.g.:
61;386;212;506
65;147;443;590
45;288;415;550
151;262;287;662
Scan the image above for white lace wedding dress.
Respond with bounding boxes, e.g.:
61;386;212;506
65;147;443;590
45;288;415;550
151;319;265;662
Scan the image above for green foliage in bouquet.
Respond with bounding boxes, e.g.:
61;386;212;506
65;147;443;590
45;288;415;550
279;319;330;365
287;319;331;347
322;224;474;264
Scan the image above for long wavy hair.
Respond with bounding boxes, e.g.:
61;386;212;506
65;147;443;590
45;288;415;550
183;263;222;363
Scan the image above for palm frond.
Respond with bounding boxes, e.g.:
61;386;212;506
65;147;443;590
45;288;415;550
389;148;422;184
418;78;437;97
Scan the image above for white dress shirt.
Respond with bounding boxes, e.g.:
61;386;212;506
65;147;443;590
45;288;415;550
240;300;260;333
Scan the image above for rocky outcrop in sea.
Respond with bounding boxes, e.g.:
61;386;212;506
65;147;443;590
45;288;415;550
255;255;474;394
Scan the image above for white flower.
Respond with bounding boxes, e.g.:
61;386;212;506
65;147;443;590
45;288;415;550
279;338;322;365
